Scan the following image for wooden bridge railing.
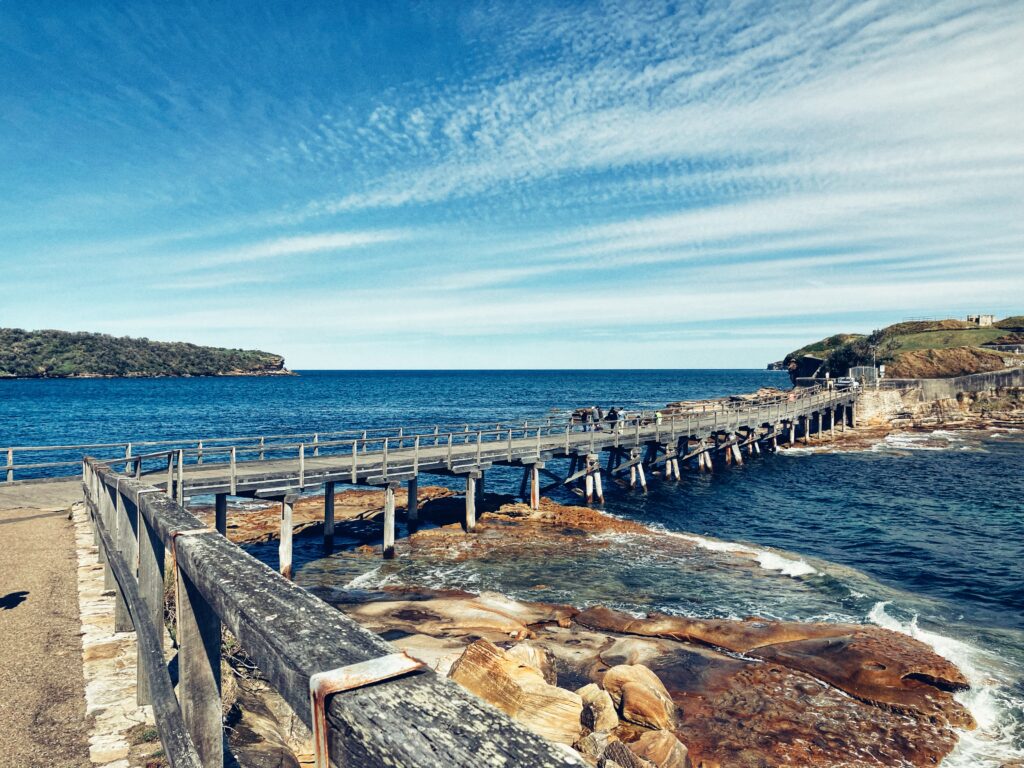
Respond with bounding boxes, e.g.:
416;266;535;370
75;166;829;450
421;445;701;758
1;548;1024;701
89;387;855;506
81;457;584;768
4;421;536;481
6;384;848;483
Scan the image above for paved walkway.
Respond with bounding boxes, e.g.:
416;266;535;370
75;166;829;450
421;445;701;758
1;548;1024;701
0;481;91;767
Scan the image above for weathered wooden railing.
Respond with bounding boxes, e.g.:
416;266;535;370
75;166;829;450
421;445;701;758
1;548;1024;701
89;386;852;503
5;420;537;483
82;457;584;768
8;384;846;484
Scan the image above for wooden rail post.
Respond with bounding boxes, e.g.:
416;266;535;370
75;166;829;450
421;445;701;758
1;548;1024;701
176;449;185;505
214;494;227;536
177;557;222;767
465;474;477;533
280;495;295;579
407;477;418;529
5;447;12;483
114;483;136;633
124;443;133;474
99;483;116;589
136;493;164;706
383;483;397;558
324;481;336;551
166;453;174;494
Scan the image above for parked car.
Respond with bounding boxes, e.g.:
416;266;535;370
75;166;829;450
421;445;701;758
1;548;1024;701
835;377;861;390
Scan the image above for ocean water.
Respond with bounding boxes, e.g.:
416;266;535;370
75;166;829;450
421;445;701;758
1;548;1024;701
4;370;1023;764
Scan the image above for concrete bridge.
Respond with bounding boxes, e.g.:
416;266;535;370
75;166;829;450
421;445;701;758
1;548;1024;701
3;384;858;768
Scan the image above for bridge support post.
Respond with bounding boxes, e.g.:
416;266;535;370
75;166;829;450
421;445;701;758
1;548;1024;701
789;422;796;445
731;438;743;466
407;477;418;530
215;493;227;536
830;409;836;439
636;457;647;490
137;498;164;707
324;481;336;551
840;405;846;432
383;483;397;557
803;416;810;445
591;455;604;503
477;471;485;502
177;560;222;768
465;474;477;533
529;465;540;510
280;496;294;579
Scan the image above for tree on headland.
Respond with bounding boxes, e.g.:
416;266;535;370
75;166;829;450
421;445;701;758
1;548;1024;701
0;328;291;378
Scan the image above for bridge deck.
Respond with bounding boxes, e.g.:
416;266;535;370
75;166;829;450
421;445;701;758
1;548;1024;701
128;388;857;499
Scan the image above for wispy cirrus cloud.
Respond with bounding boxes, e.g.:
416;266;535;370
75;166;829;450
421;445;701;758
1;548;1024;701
2;0;1022;368
170;230;410;271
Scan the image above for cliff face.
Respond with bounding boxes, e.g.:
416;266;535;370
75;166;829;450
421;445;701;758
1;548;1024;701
781;316;1023;380
885;347;1005;378
0;328;294;378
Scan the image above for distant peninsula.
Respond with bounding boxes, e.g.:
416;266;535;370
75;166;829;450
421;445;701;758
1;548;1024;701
770;315;1024;381
0;328;294;379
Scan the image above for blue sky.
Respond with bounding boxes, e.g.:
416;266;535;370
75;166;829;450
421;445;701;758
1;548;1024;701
1;1;1022;369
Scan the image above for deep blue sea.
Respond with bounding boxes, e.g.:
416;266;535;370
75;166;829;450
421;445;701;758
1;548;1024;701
3;370;1022;764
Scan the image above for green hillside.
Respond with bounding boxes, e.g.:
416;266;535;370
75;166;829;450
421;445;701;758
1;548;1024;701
0;328;292;379
783;316;1021;379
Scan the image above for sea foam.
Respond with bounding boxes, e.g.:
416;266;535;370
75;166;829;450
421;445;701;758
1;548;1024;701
665;531;818;577
869;602;1024;767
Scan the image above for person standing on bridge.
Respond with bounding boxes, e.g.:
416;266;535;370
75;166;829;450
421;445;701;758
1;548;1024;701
606;407;620;429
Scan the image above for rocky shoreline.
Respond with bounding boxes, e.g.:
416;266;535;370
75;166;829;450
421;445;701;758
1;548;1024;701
202;488;983;767
194;391;1024;768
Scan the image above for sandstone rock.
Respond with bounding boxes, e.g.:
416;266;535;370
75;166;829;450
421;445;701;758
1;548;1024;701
649;646;961;768
628;730;690;768
601;664;676;729
577;606;972;728
619;681;675;730
508;641;557;685
318;530;973;767
345;591;575;642
575;730;616;762
577;683;619;731
449;639;583;744
602;740;654;768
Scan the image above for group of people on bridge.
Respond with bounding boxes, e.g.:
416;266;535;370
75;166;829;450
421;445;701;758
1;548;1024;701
575;404;650;431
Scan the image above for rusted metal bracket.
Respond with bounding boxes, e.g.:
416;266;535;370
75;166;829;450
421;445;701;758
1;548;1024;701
309;652;425;768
